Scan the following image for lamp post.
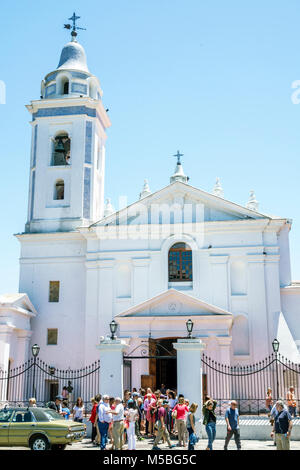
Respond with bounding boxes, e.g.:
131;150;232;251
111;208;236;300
186;319;194;339
272;339;280;400
31;344;40;398
109;320;118;340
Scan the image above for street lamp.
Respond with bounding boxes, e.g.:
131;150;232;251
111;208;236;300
272;339;280;400
186;319;194;339
31;344;40;358
31;344;40;398
272;339;280;354
109;320;118;340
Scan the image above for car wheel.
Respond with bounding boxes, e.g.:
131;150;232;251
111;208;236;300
51;444;67;451
30;435;49;451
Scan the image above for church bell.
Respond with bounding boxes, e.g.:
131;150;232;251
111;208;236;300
55;138;65;153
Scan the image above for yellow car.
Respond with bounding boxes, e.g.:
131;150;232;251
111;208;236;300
0;406;86;450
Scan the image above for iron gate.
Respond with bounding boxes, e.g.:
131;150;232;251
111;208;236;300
201;353;300;415
0;358;100;414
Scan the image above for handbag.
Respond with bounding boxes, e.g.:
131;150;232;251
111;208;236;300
189;432;199;445
172;410;177;419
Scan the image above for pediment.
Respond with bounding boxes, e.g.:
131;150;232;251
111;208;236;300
115;289;233;318
0;293;37;317
93;181;270;227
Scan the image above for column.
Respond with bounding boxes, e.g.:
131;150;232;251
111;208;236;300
84;261;100;364
216;337;232;405
0;325;14;402
173;338;206;435
132;258;150;305
210;255;229;310
247;256;269;360
98;259;115;336
96;338;129;398
264;256;282;352
16;331;32;365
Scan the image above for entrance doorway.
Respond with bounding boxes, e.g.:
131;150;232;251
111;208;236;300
149;338;177;391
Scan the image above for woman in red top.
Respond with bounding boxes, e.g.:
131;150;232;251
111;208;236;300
172;397;189;447
143;387;156;400
89;397;99;445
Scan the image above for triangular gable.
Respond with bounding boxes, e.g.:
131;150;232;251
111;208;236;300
115;289;233;318
0;293;37;317
91;181;274;228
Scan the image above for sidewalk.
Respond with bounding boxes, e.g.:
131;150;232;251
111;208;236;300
66;437;300;451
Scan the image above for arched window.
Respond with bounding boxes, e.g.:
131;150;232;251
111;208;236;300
52;134;71;166
54;179;64;200
63;80;69;95
168;242;192;282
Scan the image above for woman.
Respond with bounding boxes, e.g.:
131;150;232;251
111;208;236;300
124;390;131;407
184;398;190;445
265;388;273;415
108;397;116;450
202;399;217;450
144;393;157;437
28;398;37;407
89;397;98;444
172;396;189;447
187;403;198;450
73;397;84;423
137;397;145;434
167;391;177;434
144;388;156;400
124;399;139;450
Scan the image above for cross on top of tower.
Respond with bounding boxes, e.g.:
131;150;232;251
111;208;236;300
173;150;184;165
64;12;86;41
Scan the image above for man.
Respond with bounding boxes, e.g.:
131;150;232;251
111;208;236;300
54;395;63;414
270;398;288;445
108;397;124;450
152;399;176;450
271;400;293;450
224;400;241;450
160;384;167;395
98;395;111;450
132;392;144;441
286;386;297;418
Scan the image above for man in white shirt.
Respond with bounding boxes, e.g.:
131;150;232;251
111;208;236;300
108;397;124;450
98;395;111;450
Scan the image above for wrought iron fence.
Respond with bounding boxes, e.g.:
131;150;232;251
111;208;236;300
1;352;299;416
202;353;300;415
0;358;100;416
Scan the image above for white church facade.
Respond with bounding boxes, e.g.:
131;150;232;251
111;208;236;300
1;28;300;392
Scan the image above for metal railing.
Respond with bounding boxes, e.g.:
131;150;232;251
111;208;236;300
0;358;100;413
202;353;300;414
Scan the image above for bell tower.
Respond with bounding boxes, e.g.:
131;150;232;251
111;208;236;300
25;16;111;233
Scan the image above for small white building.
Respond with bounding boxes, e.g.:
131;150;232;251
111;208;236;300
2;31;300;392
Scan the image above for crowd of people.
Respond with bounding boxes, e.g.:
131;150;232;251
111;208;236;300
27;383;297;451
86;386;200;450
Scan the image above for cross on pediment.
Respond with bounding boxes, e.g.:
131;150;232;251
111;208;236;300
173;150;184;165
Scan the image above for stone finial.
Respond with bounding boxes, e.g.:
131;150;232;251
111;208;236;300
246;190;259;211
104;198;115;217
212;177;224;198
139;179;152;199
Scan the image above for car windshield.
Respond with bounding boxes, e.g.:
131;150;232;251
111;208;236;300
42;409;65;421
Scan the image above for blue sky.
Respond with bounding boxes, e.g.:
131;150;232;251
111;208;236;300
0;0;300;292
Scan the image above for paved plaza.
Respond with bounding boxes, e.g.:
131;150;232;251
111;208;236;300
1;437;300;451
